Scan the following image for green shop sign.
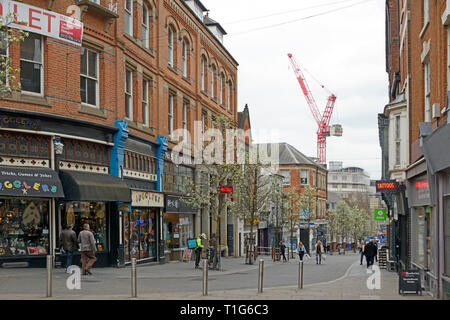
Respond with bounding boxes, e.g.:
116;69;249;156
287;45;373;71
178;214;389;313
374;208;387;221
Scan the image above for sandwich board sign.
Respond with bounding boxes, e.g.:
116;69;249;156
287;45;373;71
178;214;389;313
374;208;387;221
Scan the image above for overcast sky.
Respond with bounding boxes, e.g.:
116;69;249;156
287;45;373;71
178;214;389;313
200;0;387;180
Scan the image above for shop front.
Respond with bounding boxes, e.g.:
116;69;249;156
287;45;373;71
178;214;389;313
0;166;64;267
57;170;131;267
163;195;198;261
122;190;164;264
407;165;438;297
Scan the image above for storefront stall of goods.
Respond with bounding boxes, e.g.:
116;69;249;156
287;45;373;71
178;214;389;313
0;143;64;267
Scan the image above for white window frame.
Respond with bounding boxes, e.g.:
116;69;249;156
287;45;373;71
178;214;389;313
219;74;224;105
424;0;429;26
201;57;206;91
424;61;431;122
228;82;232;111
20;33;43;96
210;66;215;98
182;40;188;78
80;47;100;107
142;4;149;48
280;170;290;185
168;27;174;67
125;0;133;36
169;93;174;138
142;79;149;126
300;170;308;185
125;68;133;120
0;31;9;87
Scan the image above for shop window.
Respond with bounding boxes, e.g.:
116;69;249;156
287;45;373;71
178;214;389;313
123;209;157;261
445;197;450;275
415;207;425;267
30;138;39;157
0;135;6;154
59;201;108;252
8;136;17;155
0;199;49;257
163;213;193;249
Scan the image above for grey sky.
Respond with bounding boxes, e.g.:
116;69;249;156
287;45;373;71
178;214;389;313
201;0;387;179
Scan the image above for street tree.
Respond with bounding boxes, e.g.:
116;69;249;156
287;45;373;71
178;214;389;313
0;13;28;97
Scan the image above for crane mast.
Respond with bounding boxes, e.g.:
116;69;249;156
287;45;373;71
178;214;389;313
287;53;338;165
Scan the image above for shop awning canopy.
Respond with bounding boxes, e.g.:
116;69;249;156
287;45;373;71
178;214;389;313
59;170;131;202
0;166;64;198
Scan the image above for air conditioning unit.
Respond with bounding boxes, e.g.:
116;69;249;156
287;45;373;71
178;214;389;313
432;103;441;119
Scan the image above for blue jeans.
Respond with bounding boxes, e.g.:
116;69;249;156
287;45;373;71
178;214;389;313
65;250;74;270
316;253;322;264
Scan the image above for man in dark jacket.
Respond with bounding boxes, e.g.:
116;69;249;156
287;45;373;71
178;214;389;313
363;239;377;268
60;223;78;273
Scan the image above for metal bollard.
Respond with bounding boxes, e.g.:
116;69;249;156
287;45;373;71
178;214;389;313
258;259;264;293
46;255;52;297
298;260;304;289
202;259;208;296
131;258;137;298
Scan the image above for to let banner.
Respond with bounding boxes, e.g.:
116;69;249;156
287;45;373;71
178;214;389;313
0;0;83;46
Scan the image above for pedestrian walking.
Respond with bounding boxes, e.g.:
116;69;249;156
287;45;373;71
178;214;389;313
59;223;78;273
359;241;366;265
208;233;217;267
314;240;324;264
296;241;306;261
195;233;206;269
363;239;377;268
78;223;97;276
279;241;287;262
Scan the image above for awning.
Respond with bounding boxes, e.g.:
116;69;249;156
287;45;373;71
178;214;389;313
0;166;64;198
59;170;131;202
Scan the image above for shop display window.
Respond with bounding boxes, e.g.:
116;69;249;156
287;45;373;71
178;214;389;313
415;207;425;267
59;201;108;252
123;209;157;261
0;199;49;256
163;213;193;249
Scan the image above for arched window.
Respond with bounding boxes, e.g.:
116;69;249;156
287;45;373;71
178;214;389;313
168;26;174;67
201;56;207;92
142;4;149;48
219;72;225;105
210;65;216;99
228;80;233;112
182;39;188;78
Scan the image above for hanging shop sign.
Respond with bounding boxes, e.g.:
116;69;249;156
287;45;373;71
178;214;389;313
132;190;164;208
375;180;400;192
0;115;41;131
0;0;83;46
0;166;64;197
374;208;388;221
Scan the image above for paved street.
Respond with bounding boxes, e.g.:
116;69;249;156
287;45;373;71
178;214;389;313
0;252;433;300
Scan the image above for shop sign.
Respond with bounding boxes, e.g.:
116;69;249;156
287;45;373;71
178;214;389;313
165;195;198;214
0;115;40;130
399;270;422;295
117;203;131;212
0;0;83;46
374;208;387;221
132;190;163;208
0;166;64;197
375;180;400;192
415;180;430;201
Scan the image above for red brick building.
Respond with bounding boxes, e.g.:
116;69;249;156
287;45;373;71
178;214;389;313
381;0;450;299
0;0;238;266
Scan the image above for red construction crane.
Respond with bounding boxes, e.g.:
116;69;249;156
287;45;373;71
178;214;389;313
287;53;342;165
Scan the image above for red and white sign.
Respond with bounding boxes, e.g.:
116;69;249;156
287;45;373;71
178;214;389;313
0;0;83;46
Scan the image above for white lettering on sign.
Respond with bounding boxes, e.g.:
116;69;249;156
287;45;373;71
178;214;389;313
0;0;83;46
